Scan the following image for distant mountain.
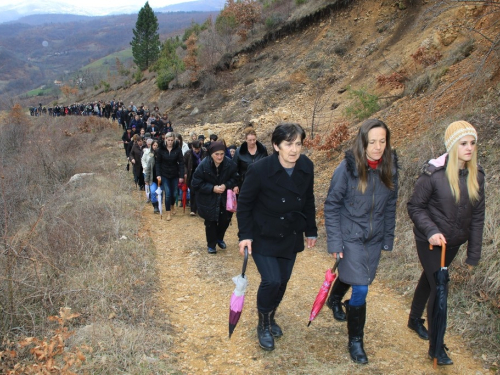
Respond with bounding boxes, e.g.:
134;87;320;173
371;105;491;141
0;0;226;24
0;10;220;103
156;0;225;13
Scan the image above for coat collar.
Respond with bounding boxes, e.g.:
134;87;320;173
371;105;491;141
267;153;310;194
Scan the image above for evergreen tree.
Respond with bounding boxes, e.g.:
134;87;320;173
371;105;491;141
130;2;160;70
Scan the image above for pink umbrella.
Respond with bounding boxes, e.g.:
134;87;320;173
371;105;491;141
307;258;340;326
229;247;249;338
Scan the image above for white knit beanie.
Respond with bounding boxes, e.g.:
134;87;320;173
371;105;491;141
444;121;477;152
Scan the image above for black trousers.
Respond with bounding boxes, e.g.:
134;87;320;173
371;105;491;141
189;188;198;213
252;252;297;314
204;209;233;249
409;240;461;340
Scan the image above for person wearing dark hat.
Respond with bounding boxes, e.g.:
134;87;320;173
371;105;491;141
228;145;237;159
191;141;238;254
407;120;485;366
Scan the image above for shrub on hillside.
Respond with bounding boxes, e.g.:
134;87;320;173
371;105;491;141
344;87;381;120
303;122;349;157
157;69;176;90
377;70;408;89
411;46;443;67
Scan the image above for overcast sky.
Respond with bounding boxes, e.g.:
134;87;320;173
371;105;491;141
0;0;190;6
57;0;188;6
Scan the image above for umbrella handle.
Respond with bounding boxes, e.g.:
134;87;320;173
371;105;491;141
440;241;446;268
241;246;248;277
331;257;340;273
429;241;447;268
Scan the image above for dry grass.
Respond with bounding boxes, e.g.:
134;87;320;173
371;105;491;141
0;114;178;373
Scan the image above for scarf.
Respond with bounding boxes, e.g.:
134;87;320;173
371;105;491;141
192;149;202;166
367;157;382;170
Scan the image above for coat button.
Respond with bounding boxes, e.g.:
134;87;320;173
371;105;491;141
297;197;301;201
280;217;284;220
282;198;286;202
280;233;284;237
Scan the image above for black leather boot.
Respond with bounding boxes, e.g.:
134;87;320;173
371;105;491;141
270;308;283;338
326;279;350;322
429;344;453;365
345;300;368;364
408;317;429;340
257;311;275;351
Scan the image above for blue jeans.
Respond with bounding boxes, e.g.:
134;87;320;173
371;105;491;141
160;177;178;211
350;285;369;306
149;182;158;204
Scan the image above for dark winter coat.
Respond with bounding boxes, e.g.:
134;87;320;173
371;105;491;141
407;154;485;266
191;156;238;222
237;153;318;259
233;141;268;188
128;142;143;177
184;148;207;187
324;150;398;285
155;142;185;179
122;130;132;150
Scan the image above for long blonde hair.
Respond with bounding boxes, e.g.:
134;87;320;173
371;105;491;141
445;142;480;203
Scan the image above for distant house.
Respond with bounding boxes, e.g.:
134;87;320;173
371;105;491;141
54;80;63;86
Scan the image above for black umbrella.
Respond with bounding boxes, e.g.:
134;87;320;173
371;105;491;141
430;242;449;369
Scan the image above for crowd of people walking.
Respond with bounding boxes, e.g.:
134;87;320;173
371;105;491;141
120;111;485;367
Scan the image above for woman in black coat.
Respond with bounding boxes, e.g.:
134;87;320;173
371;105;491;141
128;134;145;190
407;120;485;366
191;141;238;254
156;132;185;221
237;123;318;351
324;119;398;364
232;127;268;194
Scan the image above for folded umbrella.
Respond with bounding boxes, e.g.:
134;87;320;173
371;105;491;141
181;183;188;213
229;247;249;338
308;257;340;326
155;186;163;219
430;241;449;369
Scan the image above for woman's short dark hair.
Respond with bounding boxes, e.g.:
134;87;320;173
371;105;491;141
191;140;201;149
271;123;306;151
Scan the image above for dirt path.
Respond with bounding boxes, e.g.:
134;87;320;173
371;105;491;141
142;205;488;375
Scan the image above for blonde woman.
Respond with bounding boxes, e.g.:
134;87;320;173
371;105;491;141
407;121;485;366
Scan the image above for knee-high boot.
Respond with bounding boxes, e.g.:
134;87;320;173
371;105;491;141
326;279;350;322
270;308;283;337
345;300;368;364
257;311;275;351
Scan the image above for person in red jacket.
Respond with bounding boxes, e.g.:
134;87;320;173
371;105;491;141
407;120;485;366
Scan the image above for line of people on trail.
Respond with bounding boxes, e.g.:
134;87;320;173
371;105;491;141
123;119;485;367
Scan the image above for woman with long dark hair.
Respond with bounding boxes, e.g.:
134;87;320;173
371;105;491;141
324;118;398;364
237;123;317;351
407;120;485;366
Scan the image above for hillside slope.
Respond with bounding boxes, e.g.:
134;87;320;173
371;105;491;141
88;0;500;369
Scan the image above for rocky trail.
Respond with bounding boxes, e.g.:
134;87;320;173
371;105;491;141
139;200;488;375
